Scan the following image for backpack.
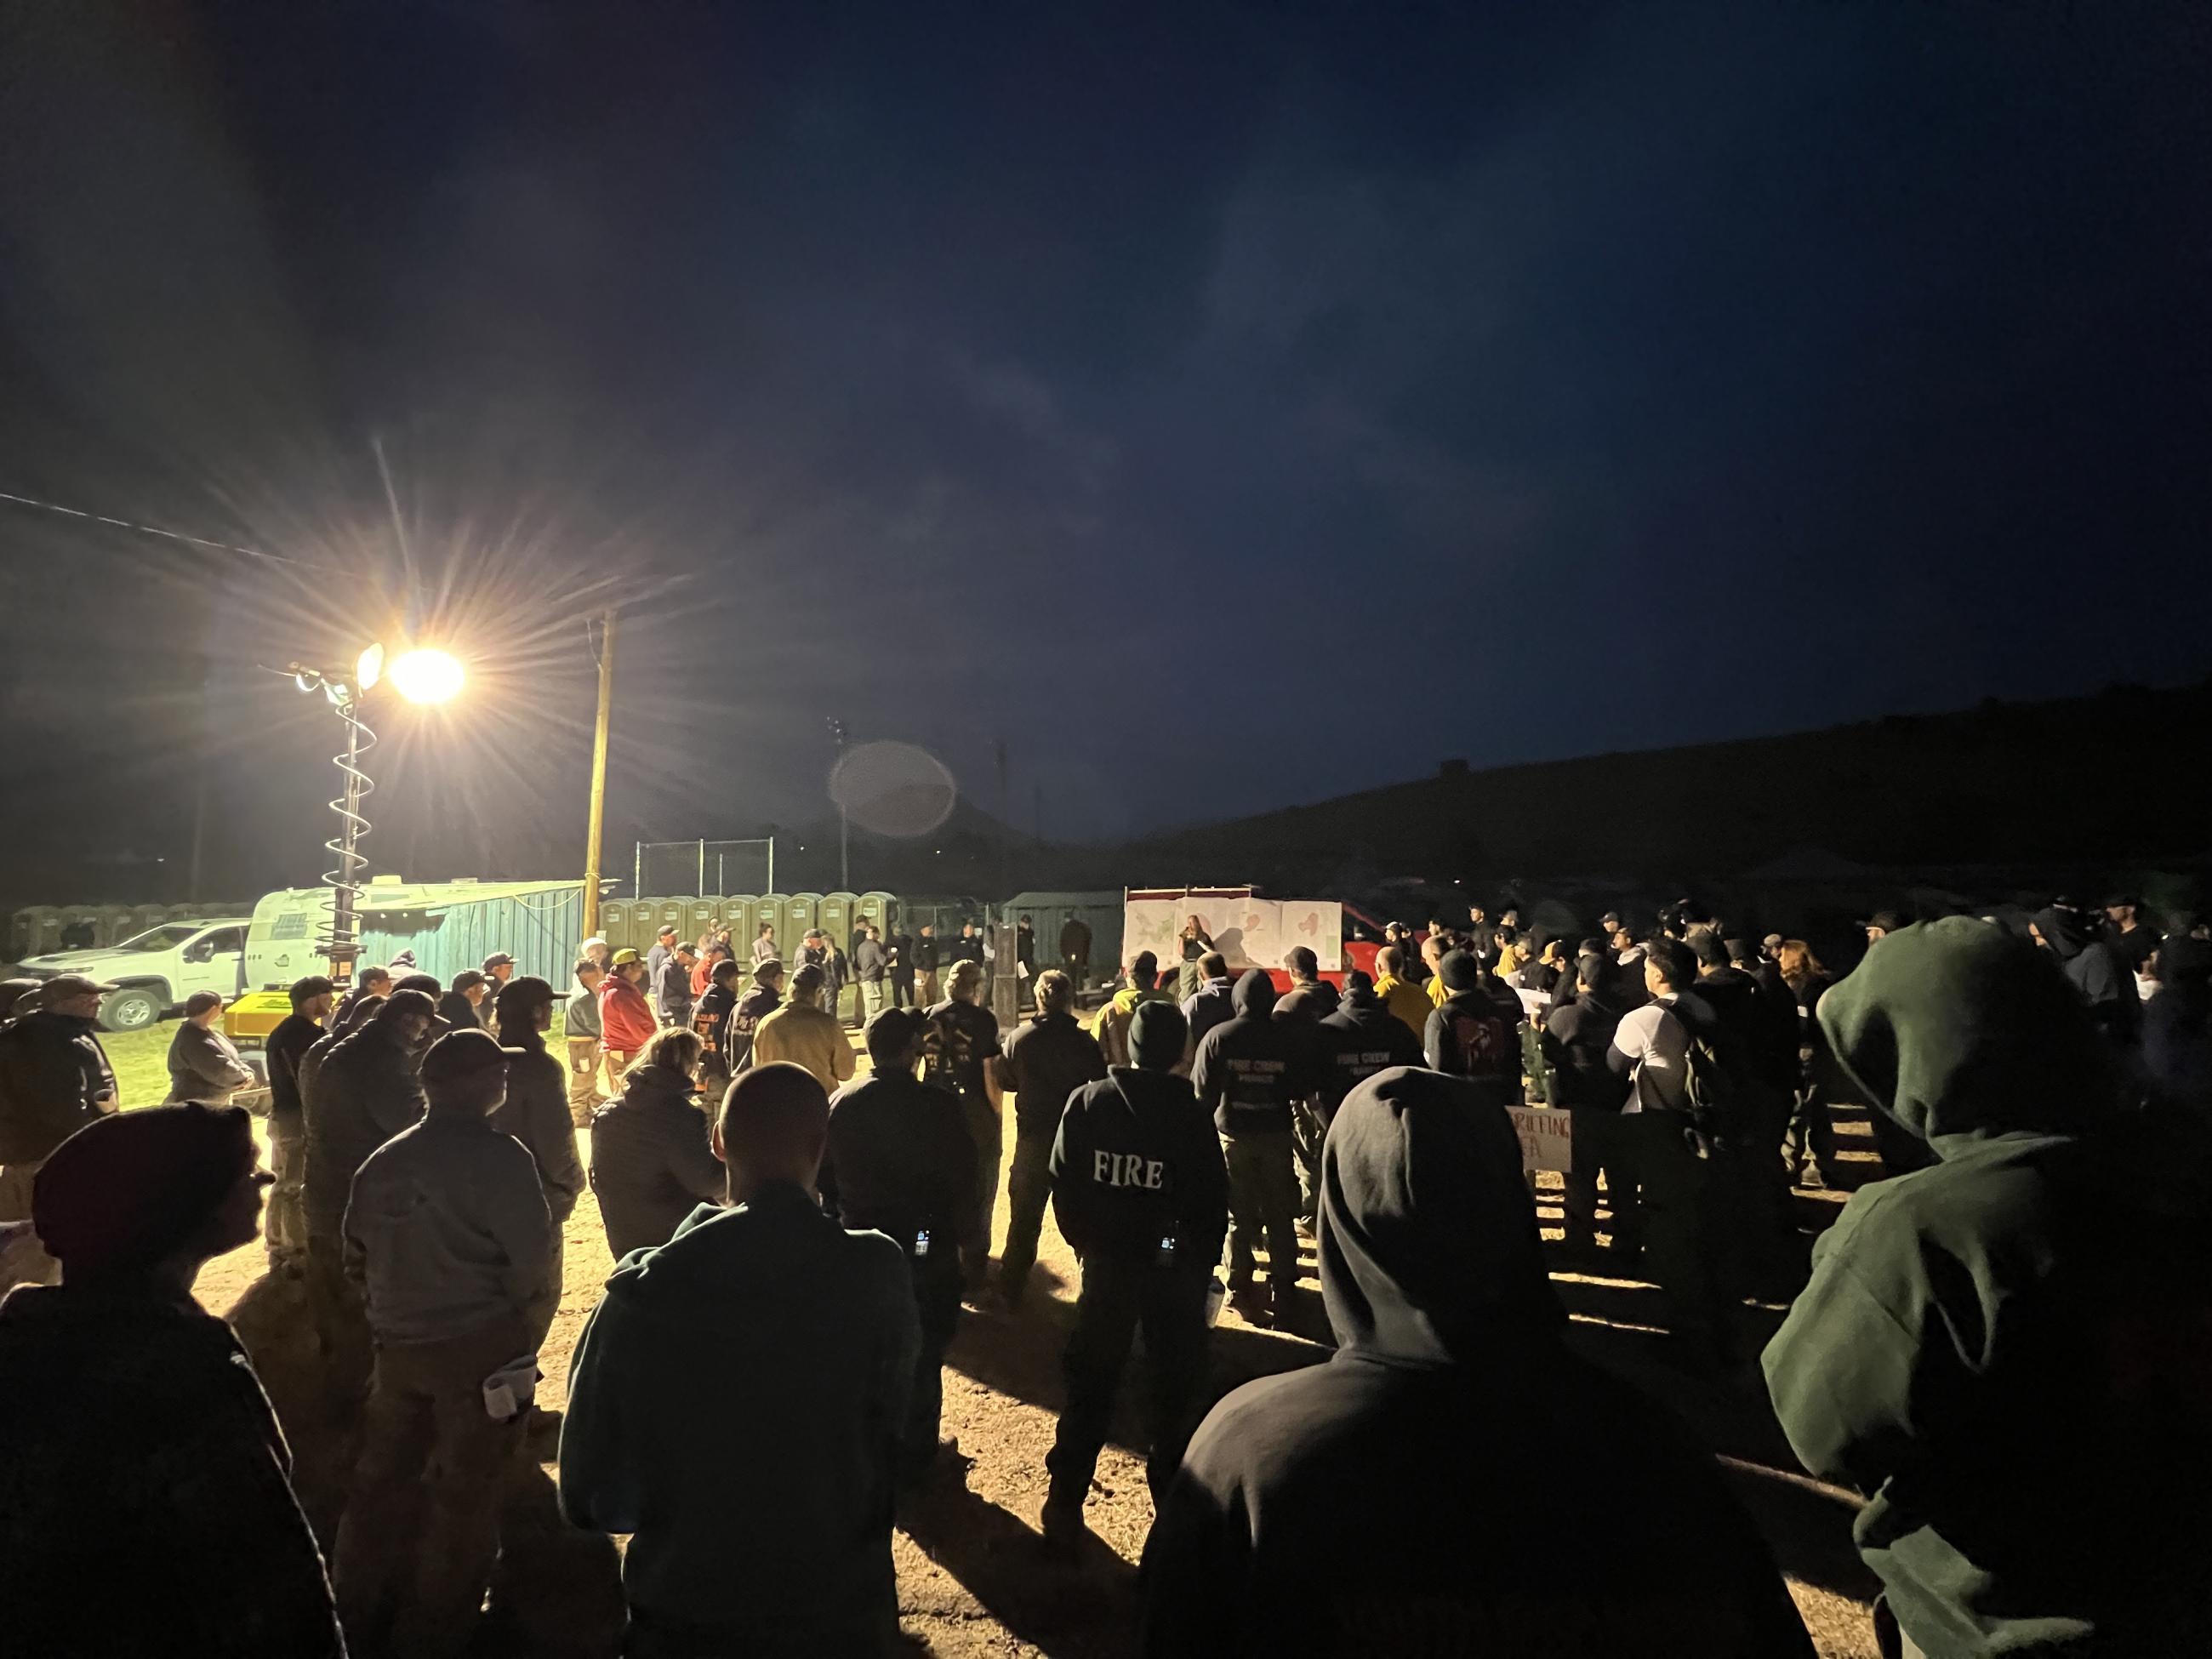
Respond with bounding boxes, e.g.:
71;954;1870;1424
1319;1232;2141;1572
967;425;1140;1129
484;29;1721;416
1673;1010;1755;1150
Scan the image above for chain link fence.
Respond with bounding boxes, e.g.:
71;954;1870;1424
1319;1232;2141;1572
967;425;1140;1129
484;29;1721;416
634;839;776;898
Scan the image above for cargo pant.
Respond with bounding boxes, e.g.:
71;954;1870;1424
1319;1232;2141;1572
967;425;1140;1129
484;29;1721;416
0;1159;58;1289
1628;1112;1744;1362
995;1118;1058;1304
904;1250;965;1481
1221;1130;1300;1296
1046;1257;1211;1505
960;1095;1003;1291
265;1120;310;1266
335;1314;534;1659
1561;1107;1641;1254
565;1036;607;1126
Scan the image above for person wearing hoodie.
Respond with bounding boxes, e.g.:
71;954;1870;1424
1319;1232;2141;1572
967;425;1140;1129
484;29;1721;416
304;987;439;1412
692;955;744;1096
436;968;490;1035
2030;904;2141;1047
560;1062;920;1657
589;1029;726;1261
163;989;258;1105
1273;947;1343;1229
492;976;589;1343
1422;949;1525;1109
1764;918;2210;1659
1190;970;1312;1324
821;1008;978;1485
1177;951;1239;1058
335;1028;554;1659
1043;1000;1229;1551
995;970;1108;1307
728;958;784;1075
1541;953;1639;1260
0;1103;346;1657
1093;950;1172;1068
597;949;659;1085
1143;1067;1813;1658
1317;969;1423;1123
0;972;121;1290
1369;944;1431;1040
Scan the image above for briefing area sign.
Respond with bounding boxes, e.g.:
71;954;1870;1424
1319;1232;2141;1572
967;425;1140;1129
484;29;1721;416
1507;1105;1572;1173
1123;888;1343;975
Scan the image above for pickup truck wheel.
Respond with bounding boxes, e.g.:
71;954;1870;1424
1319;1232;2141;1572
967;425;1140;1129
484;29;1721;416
99;988;163;1032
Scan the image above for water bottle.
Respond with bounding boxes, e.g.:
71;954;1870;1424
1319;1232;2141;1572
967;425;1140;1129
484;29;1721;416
1205;1273;1227;1328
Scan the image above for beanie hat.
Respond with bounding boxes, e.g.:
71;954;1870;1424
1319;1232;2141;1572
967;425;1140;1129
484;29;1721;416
34;1104;255;1277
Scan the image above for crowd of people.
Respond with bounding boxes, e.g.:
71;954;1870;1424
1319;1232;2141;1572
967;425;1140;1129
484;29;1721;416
0;885;2206;1656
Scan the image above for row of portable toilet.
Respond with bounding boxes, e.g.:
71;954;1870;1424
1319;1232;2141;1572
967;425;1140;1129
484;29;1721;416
8;902;256;962
602;893;902;964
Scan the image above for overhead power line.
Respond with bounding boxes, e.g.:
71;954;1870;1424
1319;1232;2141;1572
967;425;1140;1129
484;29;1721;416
0;486;327;569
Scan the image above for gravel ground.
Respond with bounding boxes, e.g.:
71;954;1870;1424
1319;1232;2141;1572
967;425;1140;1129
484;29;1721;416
189;1035;1883;1657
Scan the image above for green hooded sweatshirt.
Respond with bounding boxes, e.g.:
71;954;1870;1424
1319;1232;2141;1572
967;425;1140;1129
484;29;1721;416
1763;919;2209;1656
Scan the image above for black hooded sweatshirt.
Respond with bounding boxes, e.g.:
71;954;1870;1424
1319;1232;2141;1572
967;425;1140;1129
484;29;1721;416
1420;949;1525;1107
1316;985;1422;1116
2032;906;2140;1045
1766;919;2209;1657
1190;972;1315;1137
1143;1068;1813;1658
1051;1001;1229;1268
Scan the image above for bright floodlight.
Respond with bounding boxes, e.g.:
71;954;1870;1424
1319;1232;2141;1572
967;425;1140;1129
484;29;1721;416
388;647;465;704
355;641;385;692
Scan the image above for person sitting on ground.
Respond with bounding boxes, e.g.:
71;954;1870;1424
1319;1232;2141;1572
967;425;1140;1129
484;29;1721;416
1764;918;2212;1659
1143;1066;1813;1658
1044;1000;1229;1549
561;1063;921;1657
589;1029;724;1262
334;1029;554;1659
492;976;588;1343
0;1103;345;1656
1178;950;1238;1060
751;962;856;1098
820;1008;978;1485
163;989;257;1106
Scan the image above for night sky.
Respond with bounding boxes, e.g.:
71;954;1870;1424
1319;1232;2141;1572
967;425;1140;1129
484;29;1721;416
2;2;2207;899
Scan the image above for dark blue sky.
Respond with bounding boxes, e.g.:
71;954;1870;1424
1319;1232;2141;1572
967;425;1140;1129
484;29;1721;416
1;1;2207;892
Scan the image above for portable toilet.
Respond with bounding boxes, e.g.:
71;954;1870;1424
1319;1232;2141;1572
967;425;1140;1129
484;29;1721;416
683;898;720;944
722;897;758;952
819;893;852;952
96;905;135;947
646;897;687;952
786;893;820;951
129;904;171;938
11;907;59;959
755;895;790;961
855;891;893;939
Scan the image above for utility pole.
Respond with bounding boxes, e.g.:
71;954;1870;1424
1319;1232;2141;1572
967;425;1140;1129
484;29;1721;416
581;608;617;940
827;717;851;891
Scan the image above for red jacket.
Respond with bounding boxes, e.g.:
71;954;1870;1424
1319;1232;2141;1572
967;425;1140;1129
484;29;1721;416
598;975;657;1052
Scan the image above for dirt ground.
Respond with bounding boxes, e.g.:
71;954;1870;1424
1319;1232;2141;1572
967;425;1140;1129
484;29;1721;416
193;1044;1884;1657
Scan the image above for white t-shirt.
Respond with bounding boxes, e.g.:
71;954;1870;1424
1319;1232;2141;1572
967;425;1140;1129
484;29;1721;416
1610;993;1691;1115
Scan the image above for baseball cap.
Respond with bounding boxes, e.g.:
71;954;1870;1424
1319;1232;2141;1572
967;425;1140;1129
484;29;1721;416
42;972;118;999
611;947;641;966
482;952;515;970
1858;909;1913;934
419;1027;516;1087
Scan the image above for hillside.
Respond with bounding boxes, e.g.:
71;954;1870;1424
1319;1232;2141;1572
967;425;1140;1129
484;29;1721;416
1106;681;2212;896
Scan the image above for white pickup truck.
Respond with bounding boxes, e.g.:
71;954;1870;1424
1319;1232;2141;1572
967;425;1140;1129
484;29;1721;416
14;917;252;1032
